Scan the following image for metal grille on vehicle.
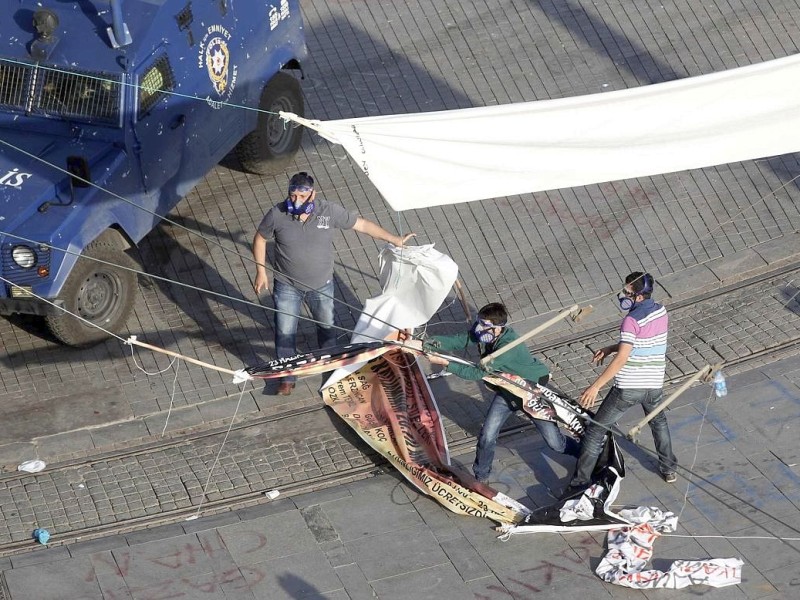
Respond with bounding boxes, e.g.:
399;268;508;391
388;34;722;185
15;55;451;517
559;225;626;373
36;68;121;124
0;59;30;110
0;58;121;125
138;55;175;117
0;243;51;285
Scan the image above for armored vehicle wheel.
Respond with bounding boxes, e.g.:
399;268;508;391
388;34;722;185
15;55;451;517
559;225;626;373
45;242;138;347
236;72;304;175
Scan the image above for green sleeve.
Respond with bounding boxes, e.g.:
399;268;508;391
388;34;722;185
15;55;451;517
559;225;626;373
423;332;471;353
485;331;549;382
424;333;485;381
445;361;486;381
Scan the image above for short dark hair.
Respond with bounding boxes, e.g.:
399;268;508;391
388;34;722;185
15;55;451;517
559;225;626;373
289;172;314;188
625;271;653;298
477;302;508;326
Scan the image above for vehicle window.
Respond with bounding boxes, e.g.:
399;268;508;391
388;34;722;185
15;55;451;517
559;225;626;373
138;55;175;118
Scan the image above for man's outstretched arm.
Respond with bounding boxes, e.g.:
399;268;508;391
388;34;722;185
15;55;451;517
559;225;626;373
352;217;415;247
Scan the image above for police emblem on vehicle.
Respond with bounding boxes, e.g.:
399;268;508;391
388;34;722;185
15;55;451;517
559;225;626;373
206;37;229;94
199;25;238;109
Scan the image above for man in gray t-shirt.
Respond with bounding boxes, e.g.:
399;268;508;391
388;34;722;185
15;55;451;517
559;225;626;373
252;172;414;395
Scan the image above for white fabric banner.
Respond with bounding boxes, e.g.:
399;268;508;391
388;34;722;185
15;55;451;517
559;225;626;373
323;243;458;386
284;53;800;212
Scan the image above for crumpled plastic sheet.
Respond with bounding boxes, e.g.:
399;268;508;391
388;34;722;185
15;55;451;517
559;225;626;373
597;507;743;589
17;460;46;473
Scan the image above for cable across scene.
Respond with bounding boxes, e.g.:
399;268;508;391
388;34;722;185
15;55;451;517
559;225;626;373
2;55;798;546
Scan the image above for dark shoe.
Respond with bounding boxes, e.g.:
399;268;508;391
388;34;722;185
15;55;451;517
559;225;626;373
277;382;296;396
662;471;677;484
558;484;588;500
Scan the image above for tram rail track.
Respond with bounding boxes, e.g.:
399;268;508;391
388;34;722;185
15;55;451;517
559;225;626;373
1;263;800;555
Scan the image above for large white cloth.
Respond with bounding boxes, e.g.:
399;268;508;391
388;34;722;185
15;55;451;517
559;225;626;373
283;53;800;211
323;244;458;386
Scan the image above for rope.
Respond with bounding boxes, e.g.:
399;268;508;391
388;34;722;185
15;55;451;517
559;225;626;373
2;57;798;541
0;57;286;119
0;274;126;343
676;386;716;522
188;378;250;520
0;230;415;349
544;529;800;543
0;138;406;339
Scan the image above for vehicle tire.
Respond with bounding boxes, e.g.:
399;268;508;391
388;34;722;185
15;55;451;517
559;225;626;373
45;242;138;347
236;71;304;175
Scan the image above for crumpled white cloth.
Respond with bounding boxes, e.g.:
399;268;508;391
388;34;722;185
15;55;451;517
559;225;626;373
231;369;253;384
597;506;743;589
323;243;458;389
559;484;605;522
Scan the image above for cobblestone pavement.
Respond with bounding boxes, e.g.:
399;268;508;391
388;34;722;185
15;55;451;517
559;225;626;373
3;0;800;456
1;355;798;599
0;0;799;568
0;266;799;551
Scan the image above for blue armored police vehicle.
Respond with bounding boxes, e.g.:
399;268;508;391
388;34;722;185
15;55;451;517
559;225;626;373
0;0;306;345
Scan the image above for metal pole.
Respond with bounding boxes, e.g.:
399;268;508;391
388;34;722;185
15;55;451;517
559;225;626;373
126;336;239;376
480;304;580;368
627;363;719;441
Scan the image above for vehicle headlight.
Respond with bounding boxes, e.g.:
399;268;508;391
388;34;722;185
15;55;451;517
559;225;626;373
11;246;36;269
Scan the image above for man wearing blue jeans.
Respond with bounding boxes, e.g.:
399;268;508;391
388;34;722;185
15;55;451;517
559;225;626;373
561;272;677;498
253;172;414;395
422;302;579;482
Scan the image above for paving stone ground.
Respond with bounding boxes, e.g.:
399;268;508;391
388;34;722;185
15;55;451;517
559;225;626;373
2;0;800;597
1;356;798;599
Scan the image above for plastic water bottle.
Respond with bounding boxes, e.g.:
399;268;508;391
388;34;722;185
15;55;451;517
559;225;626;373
713;370;727;398
32;528;50;545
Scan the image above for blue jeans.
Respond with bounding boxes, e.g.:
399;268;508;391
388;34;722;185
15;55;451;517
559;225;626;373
473;393;581;481
571;386;677;487
273;278;336;383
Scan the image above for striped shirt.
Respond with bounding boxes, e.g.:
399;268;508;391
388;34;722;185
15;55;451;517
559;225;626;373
615;299;668;389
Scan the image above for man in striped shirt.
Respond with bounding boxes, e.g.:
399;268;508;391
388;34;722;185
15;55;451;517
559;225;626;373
562;272;677;497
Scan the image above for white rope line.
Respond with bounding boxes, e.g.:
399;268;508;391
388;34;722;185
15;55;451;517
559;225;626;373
129;345;178;376
553;528;800;542
161;360;182;437
0;56;287;118
444;172;800;329
128;343;183;436
188;379;250;520
663;533;800;541
0;231;404;349
0;139;405;337
1;62;797;536
677;386;716;522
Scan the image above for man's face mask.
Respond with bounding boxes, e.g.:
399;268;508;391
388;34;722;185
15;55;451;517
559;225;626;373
285;185;315;217
617;288;638;311
470;318;502;344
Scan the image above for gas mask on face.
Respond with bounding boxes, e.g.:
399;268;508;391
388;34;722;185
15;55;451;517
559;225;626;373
617;273;654;311
470;318;503;344
284;184;315;218
618;291;636;312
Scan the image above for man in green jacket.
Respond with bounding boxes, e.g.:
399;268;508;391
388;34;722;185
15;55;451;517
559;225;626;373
422;303;579;482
